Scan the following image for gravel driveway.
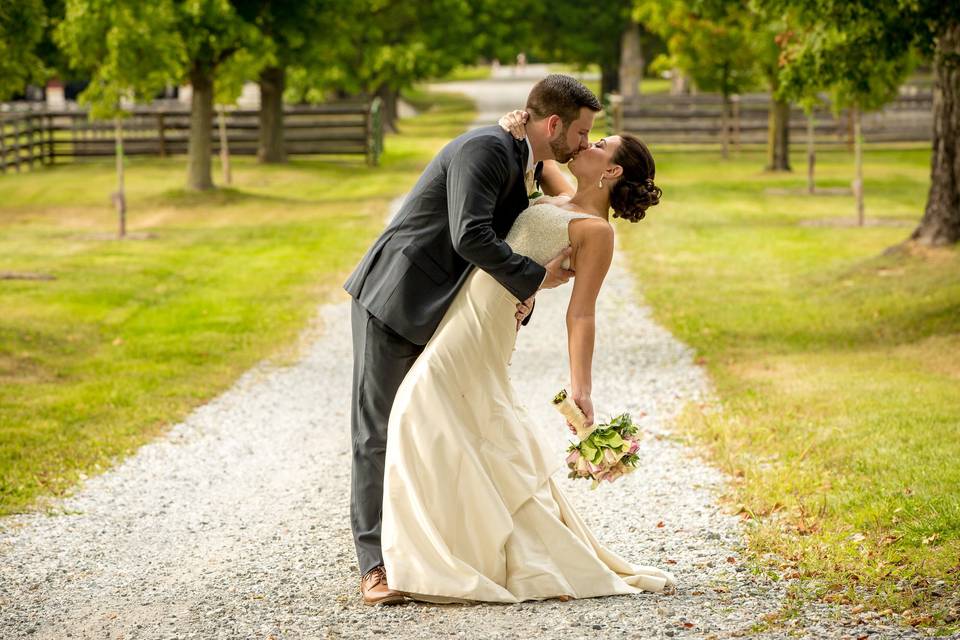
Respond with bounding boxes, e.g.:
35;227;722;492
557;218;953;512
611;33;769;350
0;75;929;640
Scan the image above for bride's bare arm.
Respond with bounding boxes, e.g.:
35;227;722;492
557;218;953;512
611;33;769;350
565;218;615;427
539;161;575;197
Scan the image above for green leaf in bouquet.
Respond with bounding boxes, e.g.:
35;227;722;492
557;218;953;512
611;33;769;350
579;440;598;462
595;431;624;449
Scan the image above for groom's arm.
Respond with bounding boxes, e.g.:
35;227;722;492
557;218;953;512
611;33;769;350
447;136;546;302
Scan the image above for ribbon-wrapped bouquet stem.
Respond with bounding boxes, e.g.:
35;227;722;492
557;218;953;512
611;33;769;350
552;389;642;489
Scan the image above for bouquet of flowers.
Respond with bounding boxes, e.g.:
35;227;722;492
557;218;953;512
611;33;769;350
552;389;642;489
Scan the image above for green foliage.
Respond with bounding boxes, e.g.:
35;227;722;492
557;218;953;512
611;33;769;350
55;0;262;118
0;0;47;100
230;0;345;102
463;0;538;64
757;0;957;110
637;0;763;97
532;0;634;76
333;1;477;95
56;0;182;118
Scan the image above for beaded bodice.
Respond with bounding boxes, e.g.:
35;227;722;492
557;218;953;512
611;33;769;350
505;203;596;269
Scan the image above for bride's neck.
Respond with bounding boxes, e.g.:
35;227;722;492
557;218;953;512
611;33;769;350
567;187;610;220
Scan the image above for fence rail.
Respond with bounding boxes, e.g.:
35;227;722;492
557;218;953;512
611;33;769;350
607;90;933;146
0;100;384;173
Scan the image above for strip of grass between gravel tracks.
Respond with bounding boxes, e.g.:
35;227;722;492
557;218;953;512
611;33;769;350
618;146;959;634
0;89;475;518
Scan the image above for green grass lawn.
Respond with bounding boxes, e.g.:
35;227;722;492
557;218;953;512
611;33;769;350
0;88;474;517
617;145;960;632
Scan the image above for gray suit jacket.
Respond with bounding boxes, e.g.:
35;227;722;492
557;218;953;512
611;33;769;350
343;125;546;345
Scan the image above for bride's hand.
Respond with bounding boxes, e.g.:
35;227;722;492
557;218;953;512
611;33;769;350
498;110;529;140
572;393;594;429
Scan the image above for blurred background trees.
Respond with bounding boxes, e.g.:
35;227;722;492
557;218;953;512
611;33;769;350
1;0;957;246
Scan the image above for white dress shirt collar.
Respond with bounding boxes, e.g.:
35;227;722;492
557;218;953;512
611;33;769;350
524;136;535;175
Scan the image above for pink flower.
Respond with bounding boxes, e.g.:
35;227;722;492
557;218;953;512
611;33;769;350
566;450;580;467
628;438;640;455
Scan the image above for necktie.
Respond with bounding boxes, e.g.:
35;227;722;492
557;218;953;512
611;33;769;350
524;169;535;195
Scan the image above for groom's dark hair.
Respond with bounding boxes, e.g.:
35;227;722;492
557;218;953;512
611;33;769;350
526;74;601;126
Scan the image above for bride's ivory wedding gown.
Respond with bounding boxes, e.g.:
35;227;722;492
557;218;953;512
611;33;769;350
381;203;676;603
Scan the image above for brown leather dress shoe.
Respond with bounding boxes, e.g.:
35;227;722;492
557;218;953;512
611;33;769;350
360;566;406;606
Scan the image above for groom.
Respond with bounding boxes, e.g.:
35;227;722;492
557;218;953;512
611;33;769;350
343;74;602;605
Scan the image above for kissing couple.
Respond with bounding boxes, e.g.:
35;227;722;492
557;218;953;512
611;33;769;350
344;74;673;605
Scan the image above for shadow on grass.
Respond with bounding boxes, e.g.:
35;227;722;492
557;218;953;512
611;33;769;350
154;187;307;208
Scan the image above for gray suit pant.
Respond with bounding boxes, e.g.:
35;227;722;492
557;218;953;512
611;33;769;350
349;298;425;578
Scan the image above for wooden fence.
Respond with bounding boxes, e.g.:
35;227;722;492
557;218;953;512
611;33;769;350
606;89;933;146
0;99;384;173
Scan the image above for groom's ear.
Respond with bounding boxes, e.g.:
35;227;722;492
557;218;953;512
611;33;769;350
545;114;563;137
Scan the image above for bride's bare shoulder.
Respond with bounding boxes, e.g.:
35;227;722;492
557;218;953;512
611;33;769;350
569;216;614;263
530;194;571;206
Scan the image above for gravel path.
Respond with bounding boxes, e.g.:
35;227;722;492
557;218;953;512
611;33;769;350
0;78;931;640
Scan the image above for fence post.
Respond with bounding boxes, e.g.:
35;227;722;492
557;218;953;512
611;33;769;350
70;110;78;157
157;112;167;157
0;117;6;173
28;115;37;169
12;116;22;173
46;112;54;165
367;97;383;167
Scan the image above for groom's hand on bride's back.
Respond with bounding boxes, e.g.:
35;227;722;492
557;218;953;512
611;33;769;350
540;247;575;290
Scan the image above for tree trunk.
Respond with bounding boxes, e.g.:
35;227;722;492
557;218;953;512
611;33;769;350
257;65;286;164
766;97;791;171
853;104;864;226
376;84;398;133
910;19;960;246
113;118;126;238
807;113;816;194
187;66;214;191
218;105;232;185
619;20;642;99
601;64;620;97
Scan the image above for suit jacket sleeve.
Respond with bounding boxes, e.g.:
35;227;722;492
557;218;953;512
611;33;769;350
447;136;546;302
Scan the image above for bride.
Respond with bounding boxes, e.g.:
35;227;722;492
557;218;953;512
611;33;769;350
380;115;674;604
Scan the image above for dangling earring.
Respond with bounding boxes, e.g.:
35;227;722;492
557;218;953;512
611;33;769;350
598;177;604;189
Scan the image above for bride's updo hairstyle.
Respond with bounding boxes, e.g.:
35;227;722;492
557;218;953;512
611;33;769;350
610;135;661;223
